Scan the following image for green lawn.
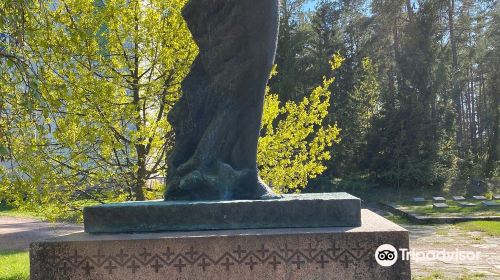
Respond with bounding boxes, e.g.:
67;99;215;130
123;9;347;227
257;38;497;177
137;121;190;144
395;201;499;217
456;221;500;237
0;205;40;219
385;213;413;224
0;251;29;280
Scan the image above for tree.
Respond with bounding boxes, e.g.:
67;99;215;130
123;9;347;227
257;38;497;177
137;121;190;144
1;0;36;161
340;57;380;173
481;4;500;176
0;0;196;219
362;0;457;189
448;0;463;150
270;0;310;101
308;0;343;83
259;59;341;193
0;0;340;219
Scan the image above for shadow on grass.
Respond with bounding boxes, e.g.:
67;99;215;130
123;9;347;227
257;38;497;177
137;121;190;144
0;204;40;219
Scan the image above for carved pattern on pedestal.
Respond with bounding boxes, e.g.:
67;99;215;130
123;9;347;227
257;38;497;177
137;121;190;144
38;239;377;276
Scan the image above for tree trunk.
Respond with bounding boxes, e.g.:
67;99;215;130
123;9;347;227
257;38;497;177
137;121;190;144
469;67;477;152
448;0;463;150
477;70;483;142
465;67;472;148
406;0;414;23
134;152;147;201
485;70;499;175
393;17;403;91
131;14;146;201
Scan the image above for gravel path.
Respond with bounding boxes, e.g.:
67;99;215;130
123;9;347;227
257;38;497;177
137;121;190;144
0;216;82;251
407;223;499;279
366;202;499;278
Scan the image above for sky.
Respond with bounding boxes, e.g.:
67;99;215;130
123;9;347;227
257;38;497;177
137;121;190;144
301;0;374;16
303;0;318;11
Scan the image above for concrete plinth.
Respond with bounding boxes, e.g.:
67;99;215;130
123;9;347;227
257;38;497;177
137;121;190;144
30;210;410;280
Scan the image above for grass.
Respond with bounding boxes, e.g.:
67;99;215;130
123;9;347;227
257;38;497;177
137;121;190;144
0;205;40;219
412;271;487;280
435;228;449;236
397;201;499;217
334;180;499;218
456;272;487;280
413;271;446;280
0;251;29;280
385;213;412;224
456;221;500;237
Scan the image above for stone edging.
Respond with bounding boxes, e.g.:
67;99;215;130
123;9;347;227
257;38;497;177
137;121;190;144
377;202;500;224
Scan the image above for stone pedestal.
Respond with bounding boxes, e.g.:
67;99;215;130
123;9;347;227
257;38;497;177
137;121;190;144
84;193;361;233
30;210;410;280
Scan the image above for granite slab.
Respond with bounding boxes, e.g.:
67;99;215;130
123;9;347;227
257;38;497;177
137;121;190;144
482;201;498;207
433;203;449;209
84;193;361;234
457;202;476;207
31;209;411;280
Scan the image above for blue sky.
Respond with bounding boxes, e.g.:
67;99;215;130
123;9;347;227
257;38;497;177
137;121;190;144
301;0;374;15
303;0;317;11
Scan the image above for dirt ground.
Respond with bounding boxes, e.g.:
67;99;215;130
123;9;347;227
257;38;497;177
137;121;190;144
407;223;499;279
0;216;82;251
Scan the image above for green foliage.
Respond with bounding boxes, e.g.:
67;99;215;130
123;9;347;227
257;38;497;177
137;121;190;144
0;0;196;219
0;145;7;157
0;251;29;280
366;0;454;189
0;0;341;219
258;57;341;193
331;56;381;175
270;0;499;191
351;58;380;132
271;0;311;101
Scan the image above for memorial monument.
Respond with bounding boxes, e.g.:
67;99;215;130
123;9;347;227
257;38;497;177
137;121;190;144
165;0;279;201
30;0;411;279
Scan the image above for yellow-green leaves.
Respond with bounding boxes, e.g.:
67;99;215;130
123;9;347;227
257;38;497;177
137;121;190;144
258;64;341;193
330;52;345;71
1;0;342;220
0;0;196;219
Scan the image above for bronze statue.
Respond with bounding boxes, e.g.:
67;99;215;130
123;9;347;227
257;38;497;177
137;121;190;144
165;0;280;200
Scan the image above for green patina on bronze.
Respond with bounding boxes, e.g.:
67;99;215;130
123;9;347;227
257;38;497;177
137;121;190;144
164;0;280;201
84;193;361;234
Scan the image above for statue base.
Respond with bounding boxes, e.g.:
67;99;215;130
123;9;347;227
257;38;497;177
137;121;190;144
83;193;361;233
30;209;411;280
